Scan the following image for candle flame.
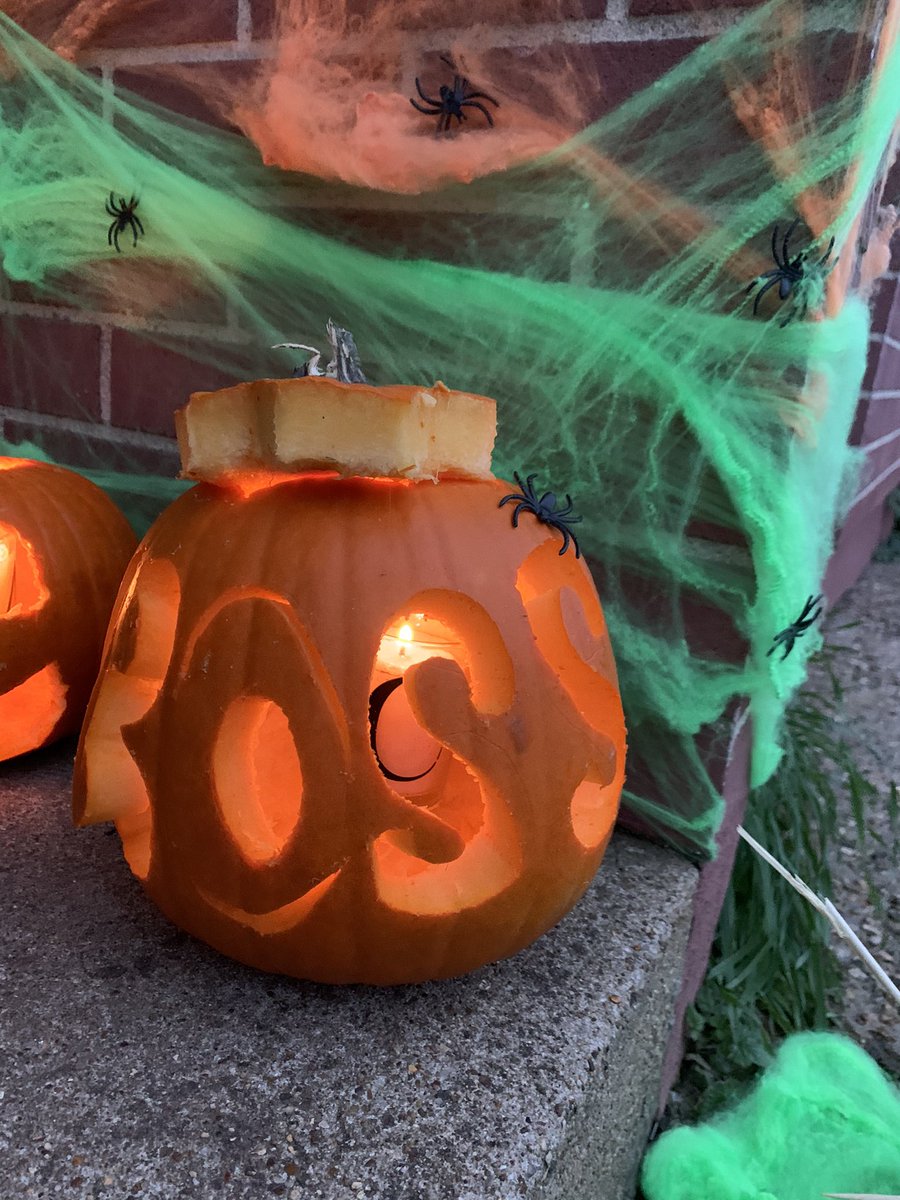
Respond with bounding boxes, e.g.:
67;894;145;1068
398;623;414;642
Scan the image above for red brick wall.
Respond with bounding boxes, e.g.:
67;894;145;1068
4;0;896;495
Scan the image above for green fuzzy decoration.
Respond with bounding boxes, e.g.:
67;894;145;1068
643;1034;900;1200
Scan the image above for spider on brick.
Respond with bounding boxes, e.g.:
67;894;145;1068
410;56;499;135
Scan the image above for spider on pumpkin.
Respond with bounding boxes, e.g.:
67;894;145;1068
499;472;583;558
105;192;144;253
766;594;823;661
745;219;836;327
410;56;499;135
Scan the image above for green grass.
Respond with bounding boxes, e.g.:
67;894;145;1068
677;641;899;1120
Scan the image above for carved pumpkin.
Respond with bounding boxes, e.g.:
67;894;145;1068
74;365;626;983
0;457;137;761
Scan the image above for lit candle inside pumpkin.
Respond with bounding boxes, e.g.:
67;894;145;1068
371;614;460;795
0;532;16;615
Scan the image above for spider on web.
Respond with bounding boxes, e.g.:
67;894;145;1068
410;56;499;135
766;594;823;661
105;192;144;253
746;220;836;327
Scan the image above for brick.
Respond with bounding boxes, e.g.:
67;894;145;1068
0;314;102;421
860;346;879;396
867;332;900;393
809;32;881;111
247;0;279;38
869;275;897;335
301;203;569;276
252;0;596;41
114;62;256;133
89;0;238;51
0;273;78;310
590;38;704;112
849;392;870;446
628;0;764;14
110;331;237;437
857;427;900;498
883;154;900;207
826;491;893;597
861;392;900;449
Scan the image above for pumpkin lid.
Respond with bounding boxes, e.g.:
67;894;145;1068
176;375;497;484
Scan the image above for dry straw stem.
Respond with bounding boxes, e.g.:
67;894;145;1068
737;826;900;1009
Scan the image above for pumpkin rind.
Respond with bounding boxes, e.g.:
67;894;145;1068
0;458;137;760
74;473;626;984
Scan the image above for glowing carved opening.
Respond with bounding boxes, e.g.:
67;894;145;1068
200;870;341;934
213;697;304;866
369;612;461;800
0;523;48;619
0;664;67;761
369;597;521;914
570;775;619;850
79;558;182;879
516;543;626;847
0;530;14;614
371;760;522;916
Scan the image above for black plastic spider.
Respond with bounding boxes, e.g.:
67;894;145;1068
746;219;835;327
499;472;583;558
410;56;499;135
105;192;144;253
766;594;823;661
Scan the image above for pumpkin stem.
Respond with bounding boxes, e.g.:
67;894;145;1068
324;319;367;384
272;320;367;384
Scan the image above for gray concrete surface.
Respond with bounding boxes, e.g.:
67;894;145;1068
0;743;697;1200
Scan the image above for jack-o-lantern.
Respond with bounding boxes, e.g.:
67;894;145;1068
0;458;136;761
74;349;626;984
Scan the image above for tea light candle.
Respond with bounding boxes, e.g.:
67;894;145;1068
370;614;460;794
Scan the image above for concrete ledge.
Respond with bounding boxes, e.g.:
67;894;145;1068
0;743;698;1200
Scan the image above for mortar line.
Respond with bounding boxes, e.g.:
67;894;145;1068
0;406;177;451
861;425;900;453
99;324;113;424
869;332;900;351
0;298;247;343
100;64;115;124
236;0;253;45
850;455;900;508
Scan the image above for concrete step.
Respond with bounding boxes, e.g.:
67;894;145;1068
0;743;698;1200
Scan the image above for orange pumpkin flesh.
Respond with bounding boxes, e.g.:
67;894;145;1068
74;382;626;984
0;458;137;761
